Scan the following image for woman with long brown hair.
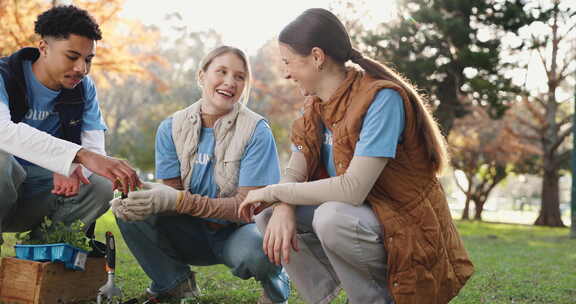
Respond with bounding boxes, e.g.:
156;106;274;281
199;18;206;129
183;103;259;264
238;8;474;304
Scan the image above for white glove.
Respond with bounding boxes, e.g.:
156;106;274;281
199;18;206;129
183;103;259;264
109;197;143;221
121;182;184;220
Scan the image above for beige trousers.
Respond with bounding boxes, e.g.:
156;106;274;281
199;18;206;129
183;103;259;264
256;201;394;304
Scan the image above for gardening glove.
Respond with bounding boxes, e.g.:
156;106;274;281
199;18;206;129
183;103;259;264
110;197;138;221
122;182;184;219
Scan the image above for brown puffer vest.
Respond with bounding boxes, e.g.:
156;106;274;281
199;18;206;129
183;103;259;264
291;68;474;304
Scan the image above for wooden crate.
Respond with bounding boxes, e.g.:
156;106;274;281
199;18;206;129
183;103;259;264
0;257;106;304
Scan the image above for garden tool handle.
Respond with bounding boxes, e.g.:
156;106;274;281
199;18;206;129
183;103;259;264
105;231;116;272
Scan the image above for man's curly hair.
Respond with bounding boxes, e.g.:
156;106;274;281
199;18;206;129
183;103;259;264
34;5;102;41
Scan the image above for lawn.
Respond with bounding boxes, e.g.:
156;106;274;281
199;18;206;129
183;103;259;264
1;212;575;304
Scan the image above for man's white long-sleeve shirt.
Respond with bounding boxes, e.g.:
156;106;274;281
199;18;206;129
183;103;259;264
0;59;107;177
0;102;106;177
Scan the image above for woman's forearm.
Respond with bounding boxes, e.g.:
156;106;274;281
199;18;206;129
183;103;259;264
268;156;388;206
162;177;260;222
176;186;261;223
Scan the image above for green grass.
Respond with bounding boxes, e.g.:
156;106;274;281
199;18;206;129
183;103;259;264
451;221;576;304
1;212;575;303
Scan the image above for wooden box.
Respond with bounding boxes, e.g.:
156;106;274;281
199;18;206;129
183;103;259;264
0;257;107;304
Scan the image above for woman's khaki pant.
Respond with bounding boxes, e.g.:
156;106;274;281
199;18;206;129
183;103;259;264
256;201;394;304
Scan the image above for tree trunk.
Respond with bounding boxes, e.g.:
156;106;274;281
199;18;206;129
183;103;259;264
473;196;486;221
535;169;565;226
470;167;506;222
461;197;471;220
533;2;565;228
473;202;484;221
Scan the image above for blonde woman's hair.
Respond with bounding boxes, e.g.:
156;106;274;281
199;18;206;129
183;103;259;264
197;45;252;105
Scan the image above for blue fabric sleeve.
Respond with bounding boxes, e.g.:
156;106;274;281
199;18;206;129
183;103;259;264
238;120;281;187
155;117;181;179
0;75;8;106
354;89;405;158
81;77;107;131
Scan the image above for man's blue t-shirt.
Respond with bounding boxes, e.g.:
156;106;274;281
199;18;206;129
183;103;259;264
293;88;405;177
155;117;281;200
0;60;107;166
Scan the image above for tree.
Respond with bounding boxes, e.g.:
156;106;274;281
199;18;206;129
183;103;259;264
503;0;575;227
0;0;163;88
358;0;520;134
449;106;539;220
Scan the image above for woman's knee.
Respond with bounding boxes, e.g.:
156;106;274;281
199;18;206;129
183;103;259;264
254;206;274;234
224;224;275;279
115;215;136;232
225;224;265;259
312;201;357;249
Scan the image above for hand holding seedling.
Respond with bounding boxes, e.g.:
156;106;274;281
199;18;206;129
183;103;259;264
110;182;184;221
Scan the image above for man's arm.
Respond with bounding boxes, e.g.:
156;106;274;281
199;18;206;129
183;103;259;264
0;101;139;192
0;102;81;176
79;129;106;178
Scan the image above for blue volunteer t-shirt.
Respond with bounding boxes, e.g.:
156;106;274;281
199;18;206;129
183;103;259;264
293;88;405;177
0;60;107;167
155;117;281;222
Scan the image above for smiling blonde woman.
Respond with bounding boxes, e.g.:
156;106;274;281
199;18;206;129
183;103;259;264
110;46;290;304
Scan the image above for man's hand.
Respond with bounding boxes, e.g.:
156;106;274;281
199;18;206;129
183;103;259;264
75;148;141;193
264;203;299;265
52;166;90;197
117;182;183;221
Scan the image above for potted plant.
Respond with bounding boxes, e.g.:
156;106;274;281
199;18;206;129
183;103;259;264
14;217;91;270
